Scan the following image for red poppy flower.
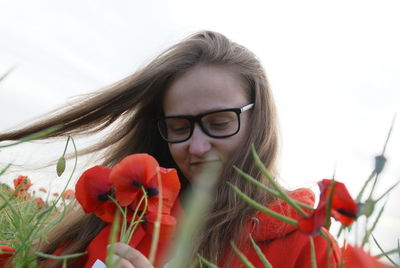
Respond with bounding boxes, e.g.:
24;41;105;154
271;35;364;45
13;190;31;200
75;165;120;222
112;155;180;221
52;192;59;197
343;244;390;268
299;179;358;235
35;197;45;209
75;165;113;214
110;154;161;209
0;245;15;267
61;189;75;200
13;176;32;191
38;187;47;193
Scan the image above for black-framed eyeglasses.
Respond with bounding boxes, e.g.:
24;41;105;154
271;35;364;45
157;103;254;143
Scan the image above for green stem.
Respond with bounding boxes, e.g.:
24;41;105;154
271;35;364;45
197;255;220;268
125;188;147;243
230;241;255;268
229;183;298;226
375;248;400;258
53;136;78;205
371;234;398;266
61;136;70;157
249;235;272;268
309;237;317;268
149;168;162;264
251;145;307;217
0;126;62;148
362;200;386;247
35;251;86;260
375;180;400;202
233;166;313;210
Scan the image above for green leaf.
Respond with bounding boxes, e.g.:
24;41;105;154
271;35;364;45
229;183;298;226
56;156;66;177
233;166;313;210
251;145;307;217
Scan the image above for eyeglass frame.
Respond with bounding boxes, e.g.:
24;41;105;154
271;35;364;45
157;103;254;143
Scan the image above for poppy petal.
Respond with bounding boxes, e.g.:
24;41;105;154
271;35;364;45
344;245;390;268
319;179;358;226
147;168;181;215
95;201;119;223
110;154;159;206
0;245;15;267
35;197;45;209
13;175;32;191
299;179;358;235
61;189;75;200
75;166;112;213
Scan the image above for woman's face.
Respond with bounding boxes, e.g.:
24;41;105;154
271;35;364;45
163;65;251;181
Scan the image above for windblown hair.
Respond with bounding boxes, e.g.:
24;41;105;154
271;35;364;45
0;30;280;267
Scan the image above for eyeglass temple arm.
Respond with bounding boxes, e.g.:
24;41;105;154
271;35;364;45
240;103;254;112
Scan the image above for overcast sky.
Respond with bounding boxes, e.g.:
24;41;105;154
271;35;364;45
0;0;399;258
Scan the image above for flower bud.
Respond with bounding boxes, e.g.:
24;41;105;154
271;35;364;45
374;155;386;174
362;198;375;218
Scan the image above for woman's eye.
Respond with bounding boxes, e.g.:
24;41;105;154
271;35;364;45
169;125;190;134
209;121;230;129
173;127;189;133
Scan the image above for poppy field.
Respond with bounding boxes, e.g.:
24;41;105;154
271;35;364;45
1;124;400;267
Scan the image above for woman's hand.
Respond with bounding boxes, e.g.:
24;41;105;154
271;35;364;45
108;243;154;268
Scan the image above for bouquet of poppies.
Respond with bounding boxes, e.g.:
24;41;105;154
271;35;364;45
74;153;181;267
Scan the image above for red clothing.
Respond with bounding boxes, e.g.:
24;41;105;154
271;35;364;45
79;188;340;267
220;188;341;267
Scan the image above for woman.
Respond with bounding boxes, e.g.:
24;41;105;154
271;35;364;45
0;31;339;267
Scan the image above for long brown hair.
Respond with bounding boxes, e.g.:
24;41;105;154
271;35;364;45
0;30;280;266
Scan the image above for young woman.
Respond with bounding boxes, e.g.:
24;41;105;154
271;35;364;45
0;31;339;267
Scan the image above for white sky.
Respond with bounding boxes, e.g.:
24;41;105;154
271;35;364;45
0;0;399;260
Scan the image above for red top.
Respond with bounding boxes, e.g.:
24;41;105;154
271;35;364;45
219;188;341;267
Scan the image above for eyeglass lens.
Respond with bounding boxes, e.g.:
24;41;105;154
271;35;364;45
160;111;239;142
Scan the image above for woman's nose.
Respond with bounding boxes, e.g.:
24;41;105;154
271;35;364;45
188;124;212;156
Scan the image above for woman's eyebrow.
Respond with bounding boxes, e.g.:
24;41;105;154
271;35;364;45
165;106;235;117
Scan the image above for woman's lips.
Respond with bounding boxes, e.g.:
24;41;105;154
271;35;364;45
189;160;221;171
190;159;220;165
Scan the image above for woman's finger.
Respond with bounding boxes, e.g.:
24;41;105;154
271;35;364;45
109;254;135;268
111;242;154;268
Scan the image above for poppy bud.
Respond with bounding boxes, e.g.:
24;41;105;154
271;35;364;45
362;199;375;218
374;155;386;174
56;156;66;177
